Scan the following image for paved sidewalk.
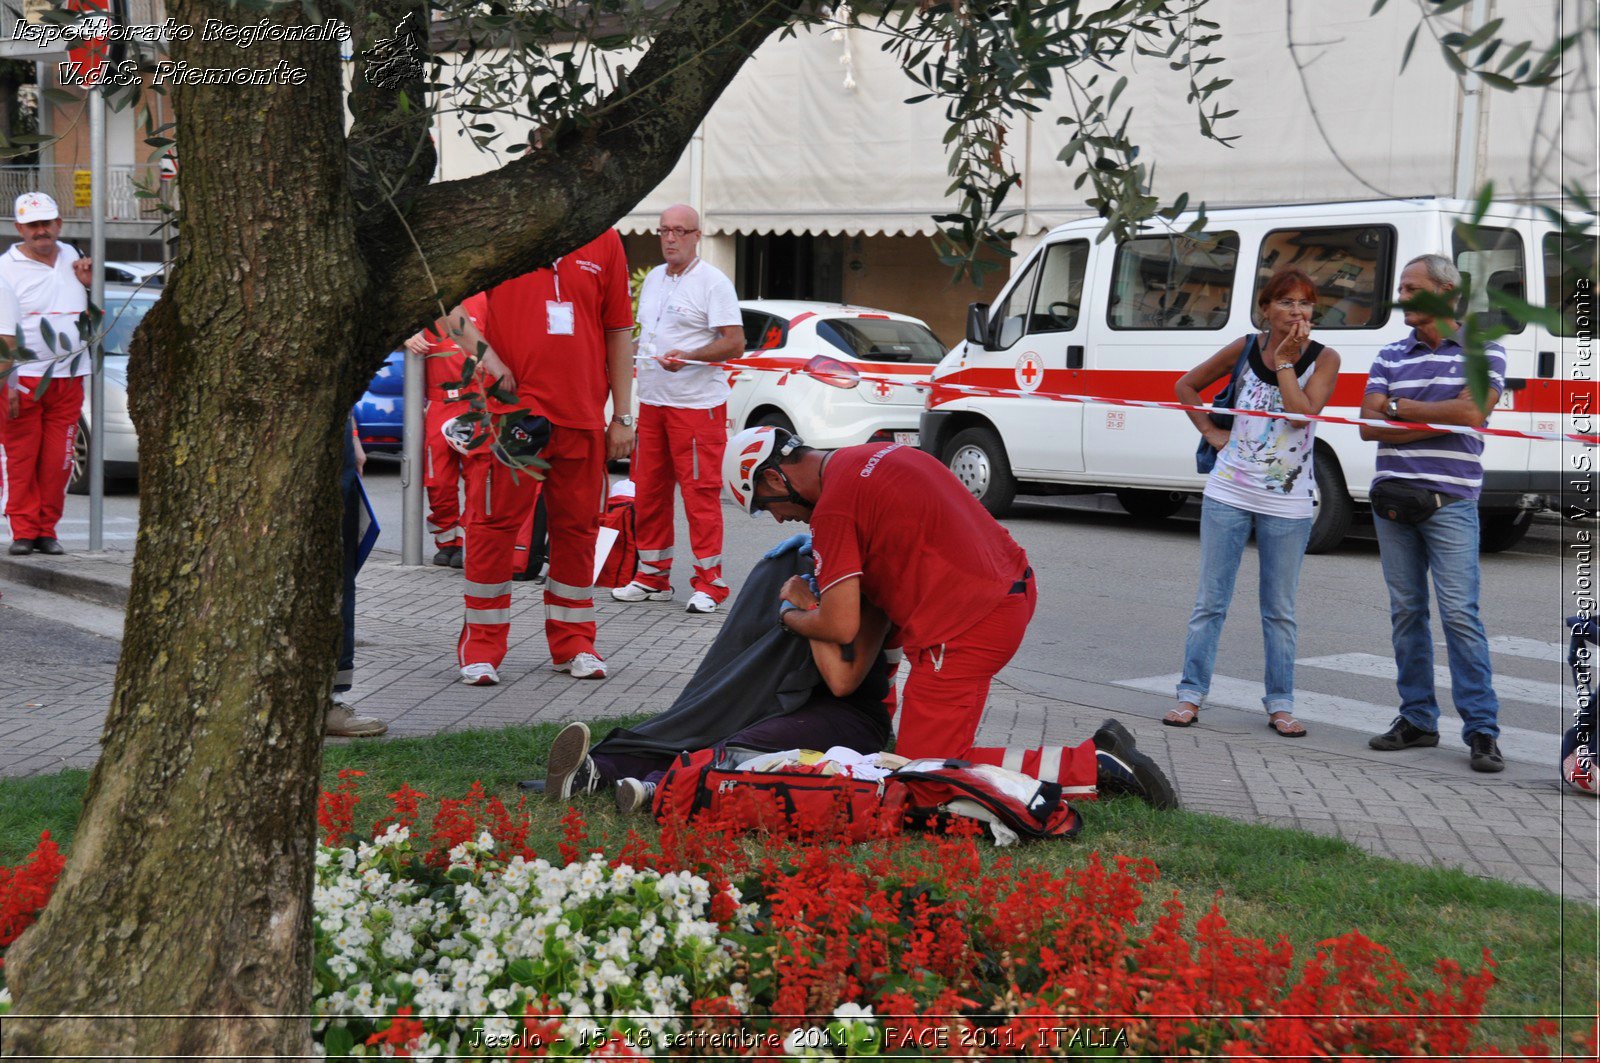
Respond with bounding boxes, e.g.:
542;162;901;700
2;548;1596;902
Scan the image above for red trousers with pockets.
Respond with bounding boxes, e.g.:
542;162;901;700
423;399;466;549
458;425;607;669
631;402;729;602
2;376;83;541
891;574;1096;795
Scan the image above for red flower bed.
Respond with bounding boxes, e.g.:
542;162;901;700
2;783;1592;1061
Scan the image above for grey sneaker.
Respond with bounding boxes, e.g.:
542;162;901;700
546;722;599;802
325;699;388;738
615;777;657;814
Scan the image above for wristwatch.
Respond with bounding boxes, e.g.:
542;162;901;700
611;414;634;427
1385;397;1400;420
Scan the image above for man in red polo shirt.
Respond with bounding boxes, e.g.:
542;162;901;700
449;230;635;683
722;426;1105;793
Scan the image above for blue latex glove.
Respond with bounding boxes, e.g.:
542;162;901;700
763;532;812;559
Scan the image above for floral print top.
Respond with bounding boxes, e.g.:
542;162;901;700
1204;345;1317;519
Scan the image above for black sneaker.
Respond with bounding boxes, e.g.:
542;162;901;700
431;546;456;567
545;722;600;802
1368;716;1440;751
1468;732;1505;773
615;778;657;814
7;538;35;556
33;537;64;556
1091;718;1178;810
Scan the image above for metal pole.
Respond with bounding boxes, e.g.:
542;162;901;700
88;83;106;551
401;343;424;565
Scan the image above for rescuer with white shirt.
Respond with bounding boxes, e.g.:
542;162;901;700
611;204;745;615
0;193;94;556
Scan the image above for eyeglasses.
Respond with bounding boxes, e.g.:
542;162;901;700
1272;299;1318;312
657;226;698;238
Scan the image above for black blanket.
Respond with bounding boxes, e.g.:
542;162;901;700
591;549;829;760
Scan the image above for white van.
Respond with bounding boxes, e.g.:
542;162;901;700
920;198;1594;552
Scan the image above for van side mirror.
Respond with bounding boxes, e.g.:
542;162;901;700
965;303;992;348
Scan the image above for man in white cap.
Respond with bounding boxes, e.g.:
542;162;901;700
0;192;94;556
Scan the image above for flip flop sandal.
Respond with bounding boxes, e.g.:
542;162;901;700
1268;713;1307;738
1163;705;1200;728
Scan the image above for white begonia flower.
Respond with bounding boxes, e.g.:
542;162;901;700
834;1003;875;1024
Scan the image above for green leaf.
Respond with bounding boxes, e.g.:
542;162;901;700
323;1024;356;1059
1401;24;1421;71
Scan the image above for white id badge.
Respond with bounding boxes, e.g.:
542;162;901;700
546;300;575;335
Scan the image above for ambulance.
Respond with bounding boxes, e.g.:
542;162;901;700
919;198;1595;552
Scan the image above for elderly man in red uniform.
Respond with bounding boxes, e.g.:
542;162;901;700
449;231;634;684
1;192;93;557
723;426;1125;795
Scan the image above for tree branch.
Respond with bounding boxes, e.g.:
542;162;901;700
362;0;807;334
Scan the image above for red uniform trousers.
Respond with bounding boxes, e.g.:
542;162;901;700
630;402;730;602
423;399;467;550
892;574;1096;796
2;376;84;541
458;425;608;668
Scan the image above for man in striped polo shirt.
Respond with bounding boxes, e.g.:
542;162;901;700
1360;253;1505;773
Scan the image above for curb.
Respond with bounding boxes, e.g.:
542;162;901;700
0;555;131;610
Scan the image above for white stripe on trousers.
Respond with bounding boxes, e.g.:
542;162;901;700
547;603;595;623
547;577;592;599
465;606;510;624
464;579;513;597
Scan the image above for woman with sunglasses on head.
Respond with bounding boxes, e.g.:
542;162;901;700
1165;268;1343;737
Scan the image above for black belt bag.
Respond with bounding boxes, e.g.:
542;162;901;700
1370;480;1449;525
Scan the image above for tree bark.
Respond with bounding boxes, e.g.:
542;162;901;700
2;3;372;1057
2;0;803;1055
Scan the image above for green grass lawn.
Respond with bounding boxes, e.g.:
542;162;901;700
3;718;1594;1048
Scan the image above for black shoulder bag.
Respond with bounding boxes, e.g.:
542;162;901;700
1195;336;1254;475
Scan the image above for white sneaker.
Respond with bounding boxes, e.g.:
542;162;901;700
325;700;388;738
553;652;607;679
615;777;657;814
685;591;718;614
459;662;500;686
611;581;673;603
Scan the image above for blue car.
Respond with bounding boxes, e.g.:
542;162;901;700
353;350;405;453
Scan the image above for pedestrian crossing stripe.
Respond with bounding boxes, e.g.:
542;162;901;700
1299;652;1567;707
1113;672;1556;767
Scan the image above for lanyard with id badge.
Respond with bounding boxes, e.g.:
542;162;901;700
546;257;575;335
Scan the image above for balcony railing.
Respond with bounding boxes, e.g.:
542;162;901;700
0;164;175;222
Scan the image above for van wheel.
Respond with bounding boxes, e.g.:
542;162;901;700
68;417;90;496
1480;509;1533;553
1306;455;1353;554
1115;489;1187;521
944;426;1016;516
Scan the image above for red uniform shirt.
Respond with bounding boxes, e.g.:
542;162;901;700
481;230;633;430
424;293;487;401
810;444;1028;649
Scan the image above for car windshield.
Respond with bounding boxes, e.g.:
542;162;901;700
814;318;946;363
101;296;157;356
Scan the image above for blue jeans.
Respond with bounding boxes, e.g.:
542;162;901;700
1178;496;1313;714
335;433;360;694
1373;500;1499;741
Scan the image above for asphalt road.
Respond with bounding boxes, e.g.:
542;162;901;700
39;454;1589;755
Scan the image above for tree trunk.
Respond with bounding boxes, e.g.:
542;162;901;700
2;5;375;1057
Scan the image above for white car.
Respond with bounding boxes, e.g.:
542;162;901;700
724;300;946;448
68;284;156;493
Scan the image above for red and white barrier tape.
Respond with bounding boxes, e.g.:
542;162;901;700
686;354;1600;447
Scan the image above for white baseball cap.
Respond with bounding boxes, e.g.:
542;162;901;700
14;193;60;223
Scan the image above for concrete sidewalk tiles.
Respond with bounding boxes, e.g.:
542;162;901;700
2;549;1596;902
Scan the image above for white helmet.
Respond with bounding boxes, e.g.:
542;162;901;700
723;425;802;513
440;414;480;456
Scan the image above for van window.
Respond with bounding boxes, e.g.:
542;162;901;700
1109;232;1238;330
742;309;787;351
1026;240;1090;333
991;255;1041;348
1543;231;1598;337
1452;225;1526;334
1253;226;1394;329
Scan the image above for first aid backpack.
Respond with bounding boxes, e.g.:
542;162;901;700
594;495;638;588
652;748;891;843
